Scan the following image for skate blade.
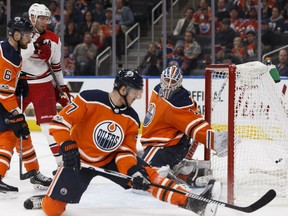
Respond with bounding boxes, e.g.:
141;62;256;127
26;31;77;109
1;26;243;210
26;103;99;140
32;184;49;190
0;191;18;199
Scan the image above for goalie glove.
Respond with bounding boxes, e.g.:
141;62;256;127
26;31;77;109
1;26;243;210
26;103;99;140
214;131;228;157
128;165;150;191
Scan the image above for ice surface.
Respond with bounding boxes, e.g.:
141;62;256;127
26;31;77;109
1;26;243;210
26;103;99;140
0;132;287;216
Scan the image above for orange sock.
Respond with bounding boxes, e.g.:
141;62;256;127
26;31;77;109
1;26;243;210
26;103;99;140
42;195;67;216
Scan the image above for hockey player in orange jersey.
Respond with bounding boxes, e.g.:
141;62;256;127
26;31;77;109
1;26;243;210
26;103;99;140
24;69;218;216
141;65;228;187
0;17;51;194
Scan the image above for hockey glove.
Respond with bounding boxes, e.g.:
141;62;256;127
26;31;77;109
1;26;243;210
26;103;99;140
128;165;150;191
15;73;29;98
34;38;51;62
55;85;72;107
60;140;80;171
5;114;30;139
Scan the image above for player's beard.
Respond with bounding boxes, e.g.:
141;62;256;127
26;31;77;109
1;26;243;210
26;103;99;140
18;40;28;49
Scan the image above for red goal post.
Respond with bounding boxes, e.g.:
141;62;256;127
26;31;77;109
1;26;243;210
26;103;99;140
204;62;288;206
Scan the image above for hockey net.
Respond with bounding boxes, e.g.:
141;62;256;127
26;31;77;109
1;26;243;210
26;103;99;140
204;61;288;205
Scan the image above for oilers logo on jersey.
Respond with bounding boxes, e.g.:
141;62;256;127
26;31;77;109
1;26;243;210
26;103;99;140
93;121;124;152
143;103;156;127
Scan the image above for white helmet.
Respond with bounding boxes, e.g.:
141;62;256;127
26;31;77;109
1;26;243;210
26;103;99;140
159;65;183;100
28;3;51;21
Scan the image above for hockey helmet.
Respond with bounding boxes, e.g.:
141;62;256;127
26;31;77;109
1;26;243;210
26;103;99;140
114;68;143;90
159;65;183;99
28;3;51;20
7;16;33;36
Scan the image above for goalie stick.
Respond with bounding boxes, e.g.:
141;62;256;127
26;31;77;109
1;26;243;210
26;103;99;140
81;163;276;213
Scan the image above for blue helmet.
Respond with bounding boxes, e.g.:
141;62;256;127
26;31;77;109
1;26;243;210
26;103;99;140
7;16;33;36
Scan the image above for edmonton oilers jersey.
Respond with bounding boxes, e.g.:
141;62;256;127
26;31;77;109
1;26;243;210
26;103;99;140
141;84;213;149
0;40;22;132
50;89;141;174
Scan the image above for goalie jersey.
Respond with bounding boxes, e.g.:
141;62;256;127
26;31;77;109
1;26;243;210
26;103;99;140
141;84;214;150
49;89;140;174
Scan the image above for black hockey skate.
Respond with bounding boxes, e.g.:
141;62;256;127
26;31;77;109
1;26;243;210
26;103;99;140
30;172;52;190
179;179;221;216
0;178;19;194
24;195;44;209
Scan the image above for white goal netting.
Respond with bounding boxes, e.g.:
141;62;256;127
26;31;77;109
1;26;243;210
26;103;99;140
206;61;288;205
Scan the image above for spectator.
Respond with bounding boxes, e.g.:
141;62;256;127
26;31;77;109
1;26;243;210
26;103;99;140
73;32;98;76
236;0;257;19
182;30;201;75
138;42;161;76
78;10;94;37
268;6;285;32
63;45;75;76
115;0;134;34
276;49;288;76
90;21;104;52
47;0;60;32
231;36;245;63
166;40;187;71
261;19;281;52
101;7;124;61
215;45;242;64
243;28;263;62
193;6;212;35
173;7;195;38
215;0;229;22
91;0;106;24
64;20;82;51
261;0;273;21
216;18;236;51
54;10;70;35
64;0;83;26
240;6;258;34
229;6;243;33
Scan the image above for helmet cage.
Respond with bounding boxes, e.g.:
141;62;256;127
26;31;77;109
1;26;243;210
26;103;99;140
159;66;183;99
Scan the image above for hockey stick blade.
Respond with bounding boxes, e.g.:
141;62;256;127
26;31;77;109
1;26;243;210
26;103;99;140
81;163;276;213
20;169;37;180
224;189;276;213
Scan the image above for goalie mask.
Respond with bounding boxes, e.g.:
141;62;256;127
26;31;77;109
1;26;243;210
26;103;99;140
159;65;183;100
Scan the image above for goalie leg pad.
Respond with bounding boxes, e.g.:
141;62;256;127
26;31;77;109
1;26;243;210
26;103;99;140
173;159;212;187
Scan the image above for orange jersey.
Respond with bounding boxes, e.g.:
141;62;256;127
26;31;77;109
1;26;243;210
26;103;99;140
0;40;22;112
49;89;140;174
141;84;214;150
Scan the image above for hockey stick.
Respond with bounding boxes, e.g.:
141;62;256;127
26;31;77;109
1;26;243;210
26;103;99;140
81;163;276;213
19;92;37;180
46;62;64;96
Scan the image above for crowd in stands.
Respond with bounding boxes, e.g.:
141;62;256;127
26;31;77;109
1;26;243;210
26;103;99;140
138;0;288;76
1;0;288;76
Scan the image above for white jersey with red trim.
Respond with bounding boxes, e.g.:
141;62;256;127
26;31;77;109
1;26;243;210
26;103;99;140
21;29;64;85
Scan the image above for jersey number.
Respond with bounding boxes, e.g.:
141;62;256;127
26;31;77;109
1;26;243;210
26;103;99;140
66;102;78;114
3;70;12;80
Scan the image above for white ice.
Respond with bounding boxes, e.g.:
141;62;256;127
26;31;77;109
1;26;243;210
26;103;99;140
0;132;287;216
